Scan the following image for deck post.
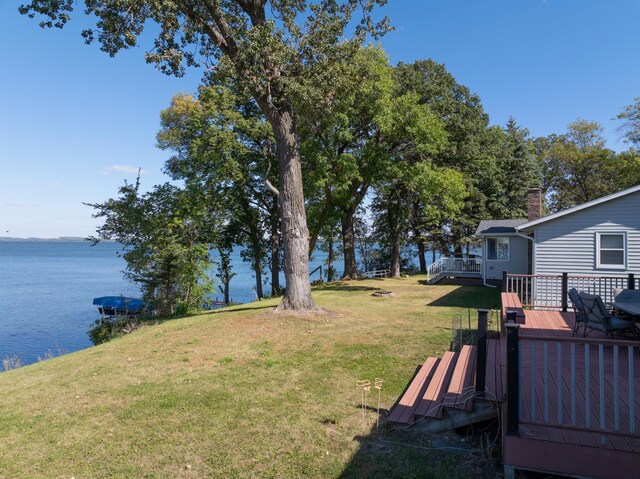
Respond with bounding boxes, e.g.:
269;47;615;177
502;271;508;292
561;272;569;312
628;273;635;290
475;309;489;397
505;322;521;436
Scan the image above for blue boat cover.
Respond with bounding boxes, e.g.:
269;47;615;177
93;296;146;312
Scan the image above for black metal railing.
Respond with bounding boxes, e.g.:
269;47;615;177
504;272;638;310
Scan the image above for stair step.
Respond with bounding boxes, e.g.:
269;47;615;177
483;339;503;402
387;357;440;424
415;351;459;418
442;345;477;411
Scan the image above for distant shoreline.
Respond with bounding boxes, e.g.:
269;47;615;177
0;237;116;243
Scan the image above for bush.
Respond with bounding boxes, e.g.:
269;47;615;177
88;315;140;345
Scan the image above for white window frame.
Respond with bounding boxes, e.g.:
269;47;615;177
486;237;510;261
595;231;627;269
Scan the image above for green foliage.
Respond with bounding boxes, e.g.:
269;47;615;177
300;45;396;262
617;97;640;149
372;163;466;274
394;59;533;250
22;0;391;310
494;117;542;217
87;179;215;317
88;316;140;345
158;83;279;298
536;119;640;211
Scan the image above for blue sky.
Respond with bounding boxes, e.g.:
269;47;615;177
1;1;638;238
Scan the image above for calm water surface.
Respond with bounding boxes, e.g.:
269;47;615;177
0;241;338;366
0;241;138;365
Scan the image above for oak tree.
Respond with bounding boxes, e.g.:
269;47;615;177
22;0;389;310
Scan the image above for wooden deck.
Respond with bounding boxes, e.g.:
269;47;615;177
501;308;640;479
387;344;500;430
387;298;640;478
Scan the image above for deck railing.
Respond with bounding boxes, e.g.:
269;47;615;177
504;272;638;310
426;256;482;282
504;317;638;443
359;269;391;279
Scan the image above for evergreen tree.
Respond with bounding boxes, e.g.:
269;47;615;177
87;180;216;316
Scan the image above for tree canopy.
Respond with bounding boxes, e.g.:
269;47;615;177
535;119;639;211
87;179;216;316
21;0;390;310
617;97;640;149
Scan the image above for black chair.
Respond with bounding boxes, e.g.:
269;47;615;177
578;292;637;339
568;288;588;337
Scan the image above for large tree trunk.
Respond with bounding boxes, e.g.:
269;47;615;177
390;195;402;278
218;248;231;306
270;199;280;296
267;106;316;310
223;278;230;305
253;260;263;300
417;240;427;273
249;233;264;300
341;208;358;279
391;239;401;278
327;235;335;282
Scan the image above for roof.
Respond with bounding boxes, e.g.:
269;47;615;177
475;219;528;236
518;183;640;231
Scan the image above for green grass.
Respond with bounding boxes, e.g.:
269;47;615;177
0;275;500;478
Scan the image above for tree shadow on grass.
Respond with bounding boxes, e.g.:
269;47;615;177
315;281;383;292
338;409;500;478
208;304;276;315
426;286;501;310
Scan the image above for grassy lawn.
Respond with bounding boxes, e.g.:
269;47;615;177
0;276;500;479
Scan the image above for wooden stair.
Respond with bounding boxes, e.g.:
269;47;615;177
442;345;477;411
387;357;440;424
388;341;501;429
415;351;458;418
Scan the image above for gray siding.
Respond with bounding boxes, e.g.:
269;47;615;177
532;191;640;277
484;235;529;280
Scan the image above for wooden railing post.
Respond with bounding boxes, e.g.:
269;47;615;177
505;322;521;436
476;309;489;397
629;273;636;290
561;272;569;312
502;271;508;292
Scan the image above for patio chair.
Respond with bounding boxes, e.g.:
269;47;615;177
568;288;588;337
578;292;637;339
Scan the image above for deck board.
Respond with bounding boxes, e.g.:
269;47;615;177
387;357;440;424
484;340;498;401
501;303;640;477
415;351;458;418
443;345;477;411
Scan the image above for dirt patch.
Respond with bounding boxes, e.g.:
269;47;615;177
371;290;394;297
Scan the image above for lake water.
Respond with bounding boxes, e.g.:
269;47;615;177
0;241;364;365
0;240;447;366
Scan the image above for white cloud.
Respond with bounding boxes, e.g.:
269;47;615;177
100;165;148;175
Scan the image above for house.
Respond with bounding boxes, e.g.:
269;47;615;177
476;185;640;283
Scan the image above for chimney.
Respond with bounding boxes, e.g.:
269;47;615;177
527;188;542;222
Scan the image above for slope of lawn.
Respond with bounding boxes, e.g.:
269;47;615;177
0;276;500;479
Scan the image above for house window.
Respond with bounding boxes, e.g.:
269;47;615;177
487;237;510;261
596;232;626;268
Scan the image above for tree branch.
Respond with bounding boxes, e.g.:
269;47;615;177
264;157;280;196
